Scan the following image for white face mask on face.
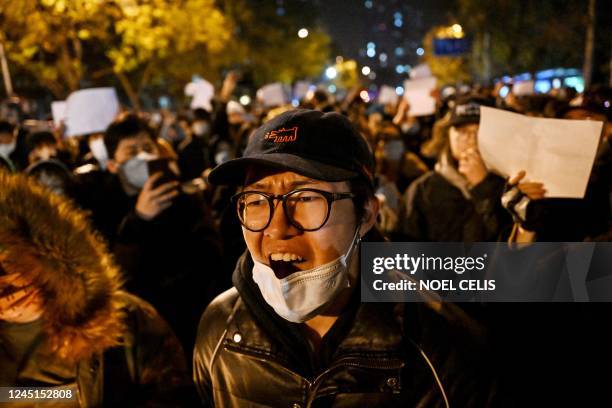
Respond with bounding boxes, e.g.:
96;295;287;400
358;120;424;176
192;121;210;137
0;141;16;158
119;151;156;190
251;225;361;323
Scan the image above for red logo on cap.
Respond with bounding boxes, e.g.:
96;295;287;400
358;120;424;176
264;127;298;143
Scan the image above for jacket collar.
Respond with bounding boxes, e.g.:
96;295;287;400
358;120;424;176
231;252;407;371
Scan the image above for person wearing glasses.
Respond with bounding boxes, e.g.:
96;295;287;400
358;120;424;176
193;109;496;407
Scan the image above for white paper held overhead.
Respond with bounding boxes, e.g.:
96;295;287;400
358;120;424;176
478;106;603;198
257;83;287;107
293;81;312;100
51;101;67;127
512;80;535;96
409;64;432;79
378;85;399;105
65;88;120;137
185;79;214;111
403;77;437;116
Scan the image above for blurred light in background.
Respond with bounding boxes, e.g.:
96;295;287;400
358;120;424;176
367;48;376;58
239;95;251;105
395;86;404;96
364;0;373;9
515;72;532;81
325;66;337;79
499;86;510;98
360;90;370;102
159;96;170;108
416;47;424;56
328;84;337;93
534;80;551;94
298;28;309;38
563;76;584;93
395;65;404;74
361;66;371;75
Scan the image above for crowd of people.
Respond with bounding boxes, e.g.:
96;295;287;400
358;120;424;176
0;69;611;406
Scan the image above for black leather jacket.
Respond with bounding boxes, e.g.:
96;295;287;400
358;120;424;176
193;253;497;407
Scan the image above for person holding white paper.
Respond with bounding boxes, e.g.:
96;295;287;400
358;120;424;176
502;99;611;242
399;96;511;241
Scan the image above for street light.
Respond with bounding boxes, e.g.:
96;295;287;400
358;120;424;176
325;67;337;79
298;28;309;38
239;95;251;105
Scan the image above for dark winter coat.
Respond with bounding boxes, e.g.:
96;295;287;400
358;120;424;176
0;172;196;406
399;169;510;242
193;252;497;407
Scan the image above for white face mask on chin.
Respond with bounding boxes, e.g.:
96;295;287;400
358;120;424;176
251;225;361;323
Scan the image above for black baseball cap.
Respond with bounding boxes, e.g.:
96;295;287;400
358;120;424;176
447;95;493;127
208;109;375;186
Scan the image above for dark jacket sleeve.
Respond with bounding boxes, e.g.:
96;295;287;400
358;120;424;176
211;99;229;141
470;173;511;241
112;210;152;286
105;292;199;407
193;288;239;407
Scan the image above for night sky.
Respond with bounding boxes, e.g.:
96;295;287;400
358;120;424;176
315;0;454;86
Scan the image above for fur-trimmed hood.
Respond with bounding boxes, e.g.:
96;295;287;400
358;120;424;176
0;171;125;361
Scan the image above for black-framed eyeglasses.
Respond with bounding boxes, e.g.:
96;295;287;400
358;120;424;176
231;188;355;232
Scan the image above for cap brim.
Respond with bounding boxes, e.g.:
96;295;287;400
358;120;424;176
207;153;358;185
447;116;480;127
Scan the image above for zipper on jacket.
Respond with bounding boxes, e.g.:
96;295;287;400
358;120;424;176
304;356;404;408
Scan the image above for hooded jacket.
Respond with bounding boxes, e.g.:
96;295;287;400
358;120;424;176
194;251;498;407
0;171;196;406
